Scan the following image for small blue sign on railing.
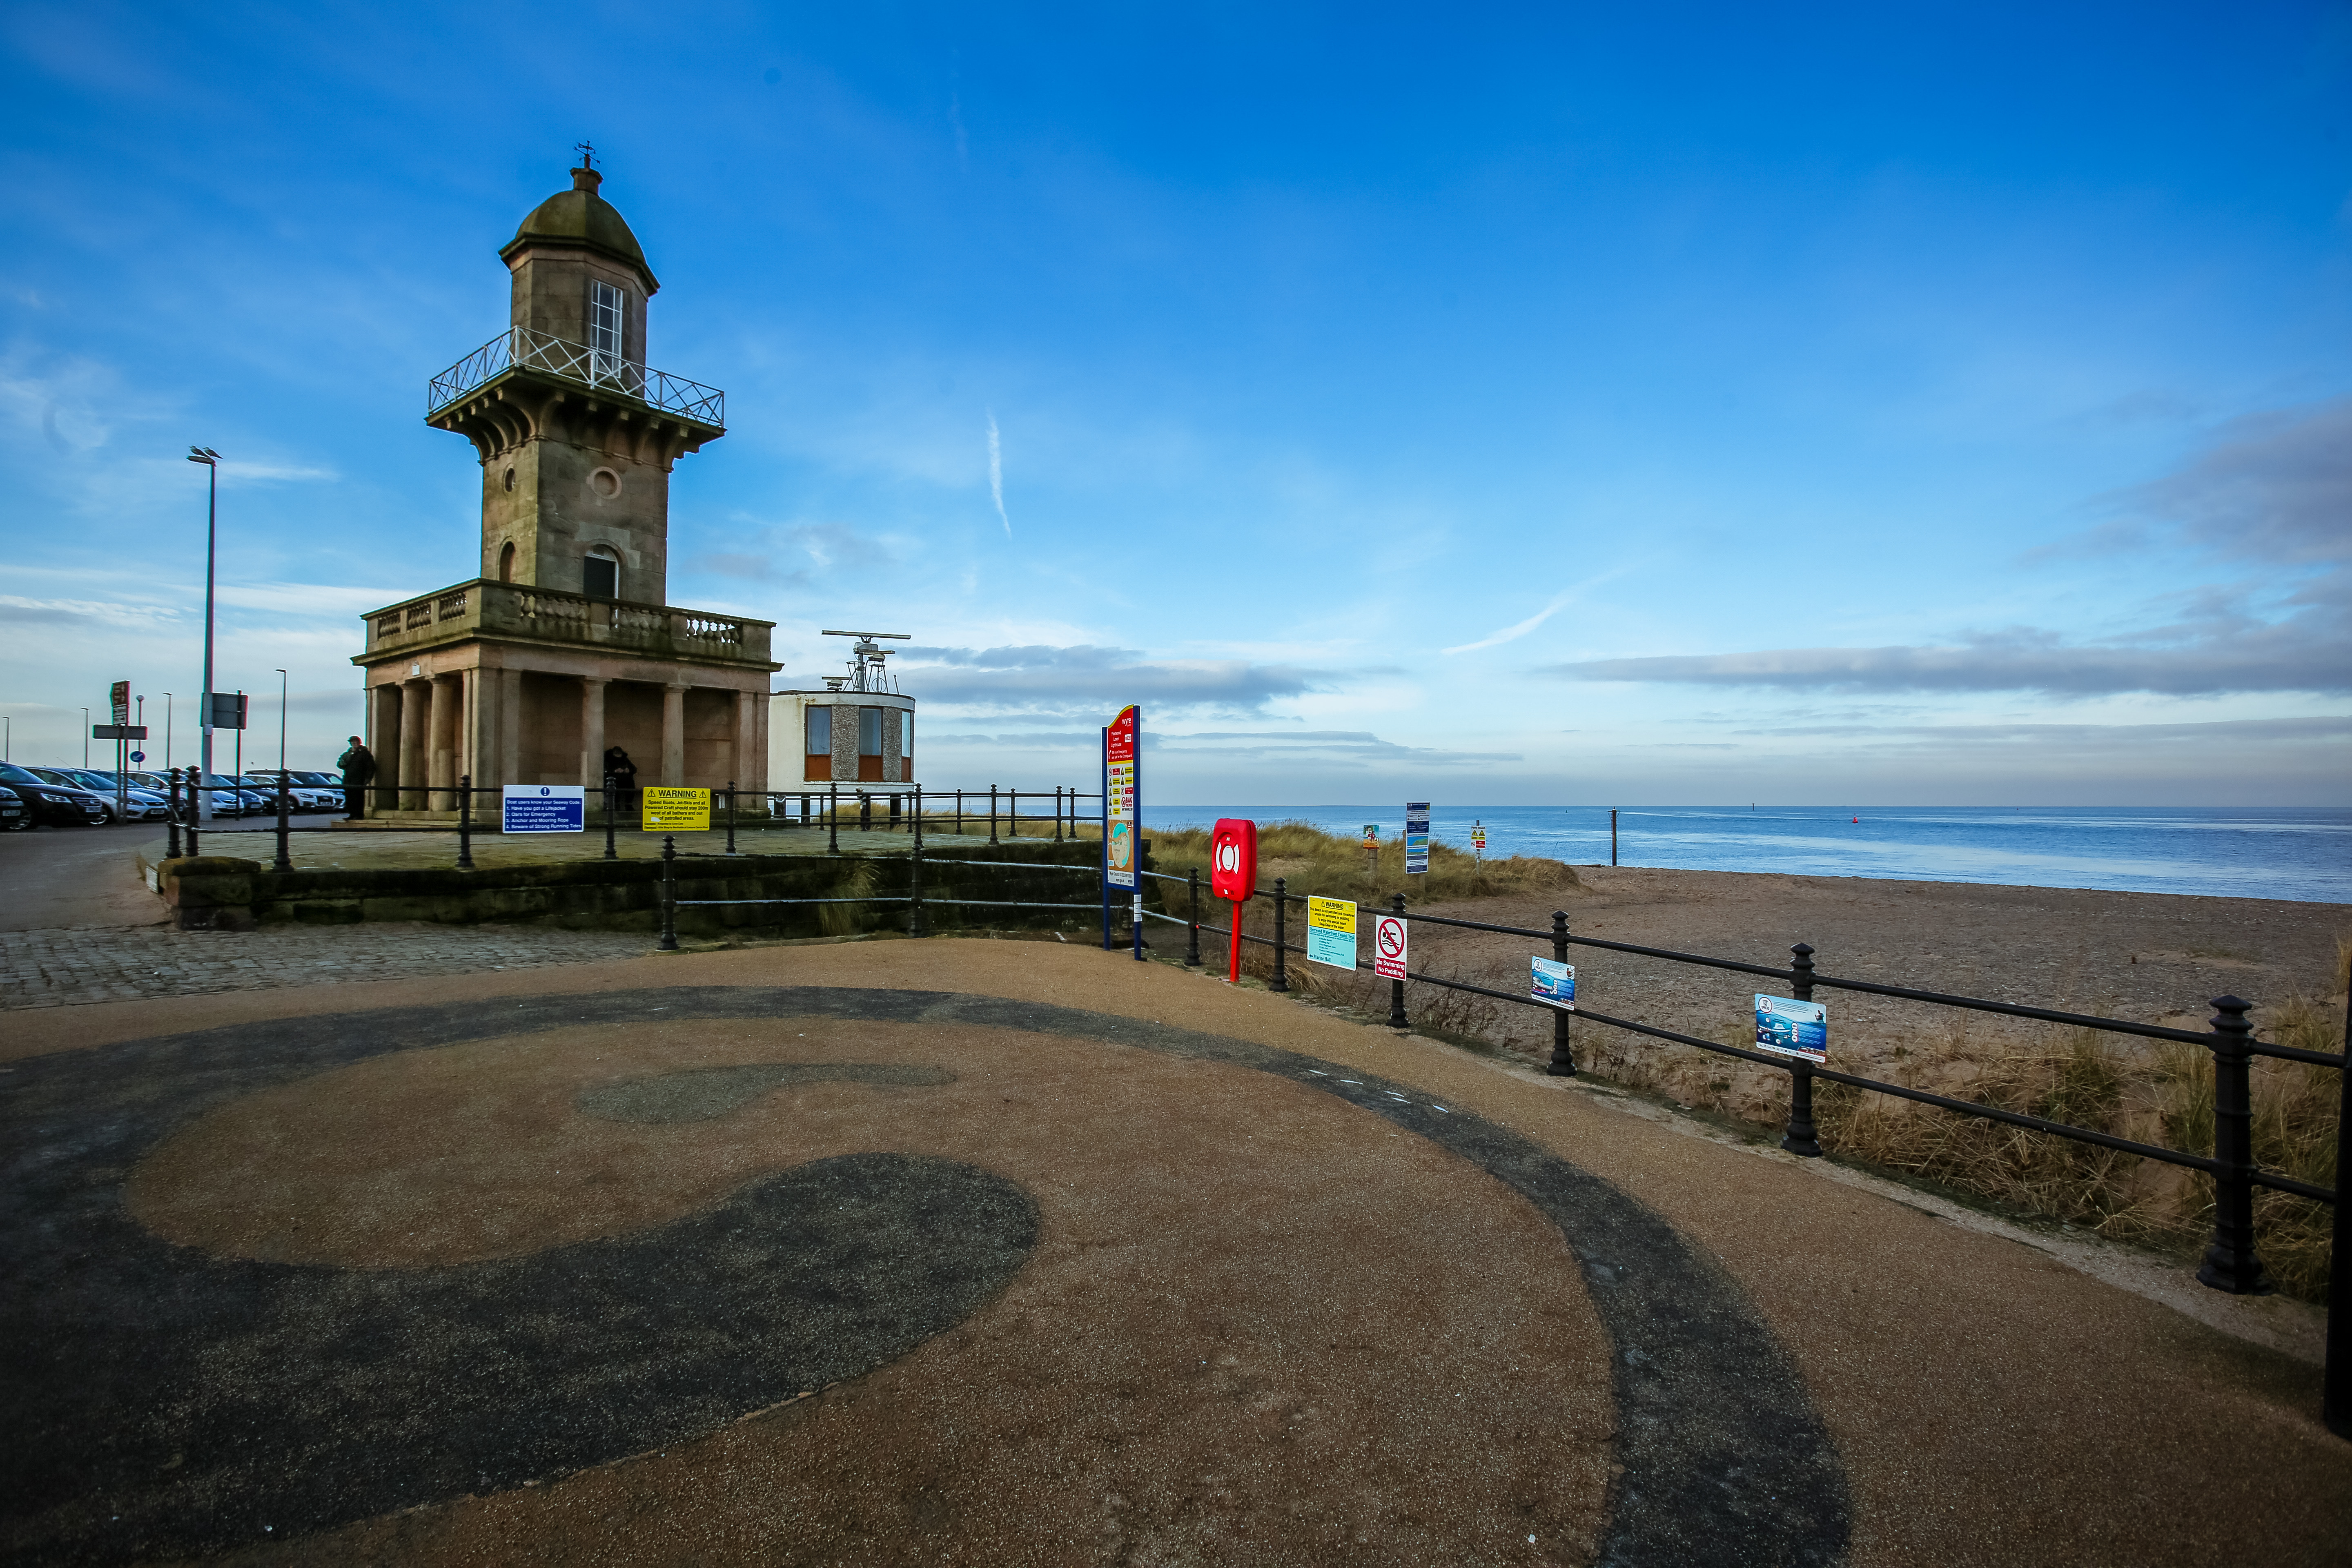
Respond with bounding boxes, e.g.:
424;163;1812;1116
503;784;585;833
1754;994;1828;1063
1531;957;1576;1009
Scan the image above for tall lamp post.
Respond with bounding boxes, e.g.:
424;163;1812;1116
163;695;173;770
275;670;288;772
80;708;90;767
187;447;221;817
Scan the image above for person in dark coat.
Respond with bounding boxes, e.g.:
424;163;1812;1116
337;736;376;820
603;746;639;812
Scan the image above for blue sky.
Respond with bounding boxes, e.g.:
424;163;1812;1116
3;2;2347;802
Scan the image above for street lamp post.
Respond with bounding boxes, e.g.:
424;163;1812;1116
275;670;288;772
80;708;90;767
163;695;173;771
187;447;220;818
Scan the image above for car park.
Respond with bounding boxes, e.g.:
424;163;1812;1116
0;764;111;827
45;769;173;822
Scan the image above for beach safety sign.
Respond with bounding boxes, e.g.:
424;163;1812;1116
1754;994;1828;1064
1531;957;1575;1009
503;784;584;833
1306;896;1358;971
1373;912;1409;979
1105;705;1138;890
1404;802;1431;875
641;787;711;832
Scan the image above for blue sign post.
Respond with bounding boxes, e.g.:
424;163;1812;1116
1404;801;1431;875
503;784;585;833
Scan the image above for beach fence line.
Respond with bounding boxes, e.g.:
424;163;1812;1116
1143;864;2350;1441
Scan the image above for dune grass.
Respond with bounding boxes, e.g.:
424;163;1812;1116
1143;819;1581;909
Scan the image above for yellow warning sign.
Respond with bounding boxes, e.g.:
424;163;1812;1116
641;786;711;831
1306;896;1358;970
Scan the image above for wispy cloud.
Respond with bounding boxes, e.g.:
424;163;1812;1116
1441;570;1631;655
986;410;1011;539
903;643;1326;715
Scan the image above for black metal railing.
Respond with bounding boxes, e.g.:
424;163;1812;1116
1153;868;2347;1436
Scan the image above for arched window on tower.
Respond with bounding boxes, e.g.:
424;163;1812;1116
583;546;620;601
498;541;516;583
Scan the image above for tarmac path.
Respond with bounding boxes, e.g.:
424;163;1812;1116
1;940;2345;1566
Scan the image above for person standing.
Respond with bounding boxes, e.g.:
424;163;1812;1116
338;735;376;820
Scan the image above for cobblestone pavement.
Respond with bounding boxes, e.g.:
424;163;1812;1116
0;923;659;1009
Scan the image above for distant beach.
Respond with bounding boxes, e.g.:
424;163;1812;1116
1141;805;2352;904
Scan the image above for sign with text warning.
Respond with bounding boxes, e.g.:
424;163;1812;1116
641;786;711;831
503;784;584;833
1404;801;1431;875
1105;704;1139;890
1209;818;1257;902
1373;911;1409;979
1306;896;1357;970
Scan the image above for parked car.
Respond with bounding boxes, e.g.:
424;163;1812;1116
0;784;27;831
234;773;341;813
0;764;110;827
42;769;173;822
290;771;347;809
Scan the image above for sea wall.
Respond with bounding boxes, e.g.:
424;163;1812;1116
151;842;1156;939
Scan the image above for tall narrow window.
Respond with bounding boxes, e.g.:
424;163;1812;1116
859;707;882;756
497;542;516;582
589;281;625;382
805;706;831;755
583;551;619;600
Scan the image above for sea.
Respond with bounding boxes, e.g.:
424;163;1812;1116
1138;805;2352;905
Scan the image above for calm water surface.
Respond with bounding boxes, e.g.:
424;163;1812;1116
1139;805;2352;904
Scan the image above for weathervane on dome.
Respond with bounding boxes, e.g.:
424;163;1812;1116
573;139;596;170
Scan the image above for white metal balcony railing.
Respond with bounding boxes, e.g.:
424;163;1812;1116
427;327;725;427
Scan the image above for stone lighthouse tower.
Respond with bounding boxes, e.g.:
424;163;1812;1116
353;157;779;814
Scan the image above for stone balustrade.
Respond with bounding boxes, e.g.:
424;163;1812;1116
362;579;773;669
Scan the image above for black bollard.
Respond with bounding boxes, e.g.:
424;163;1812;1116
184;767;201;859
272;768;292;873
1387;894;1408;1028
1269;878;1290;991
1546;909;1576;1076
658;834;679;951
1780;942;1823;1156
456;775;474;869
1184;867;1202;967
166;769;183;859
829;784;840;853
725;780;738;855
2197;996;2275;1295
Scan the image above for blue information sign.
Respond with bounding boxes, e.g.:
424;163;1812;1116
1404;801;1431;875
503;784;585;833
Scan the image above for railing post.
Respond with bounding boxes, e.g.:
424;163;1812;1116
1007;787;1017;839
954;788;963;836
1055;786;1065;842
859;791;872;832
1388;894;1408;1029
2325;987;2350;1438
658;834;679;951
1184;867;1202;967
166;769;182;859
989;784;1000;845
456;775;474;869
910;822;927;938
913;784;924;853
603;779;618;860
1781;942;1822;1156
725;780;737;855
184;767;201;858
1547;910;1576;1076
1270;878;1290;991
829;784;839;853
272;768;292;873
2197;995;2275;1295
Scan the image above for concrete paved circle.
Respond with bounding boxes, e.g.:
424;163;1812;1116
4;985;1843;1565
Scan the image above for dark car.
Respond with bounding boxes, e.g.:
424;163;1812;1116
0;764;110;827
0;784;27;831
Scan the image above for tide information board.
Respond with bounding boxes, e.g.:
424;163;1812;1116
1531;957;1576;1009
641;787;711;831
503;784;584;833
1754;995;1828;1064
1306;896;1358;970
1404;801;1431;875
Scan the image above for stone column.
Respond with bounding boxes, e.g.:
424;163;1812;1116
662;682;687;786
498;669;523;788
579;677;608;791
399;681;429;812
735;690;762;802
369;683;402;814
428;674;459;810
466;664;499;795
